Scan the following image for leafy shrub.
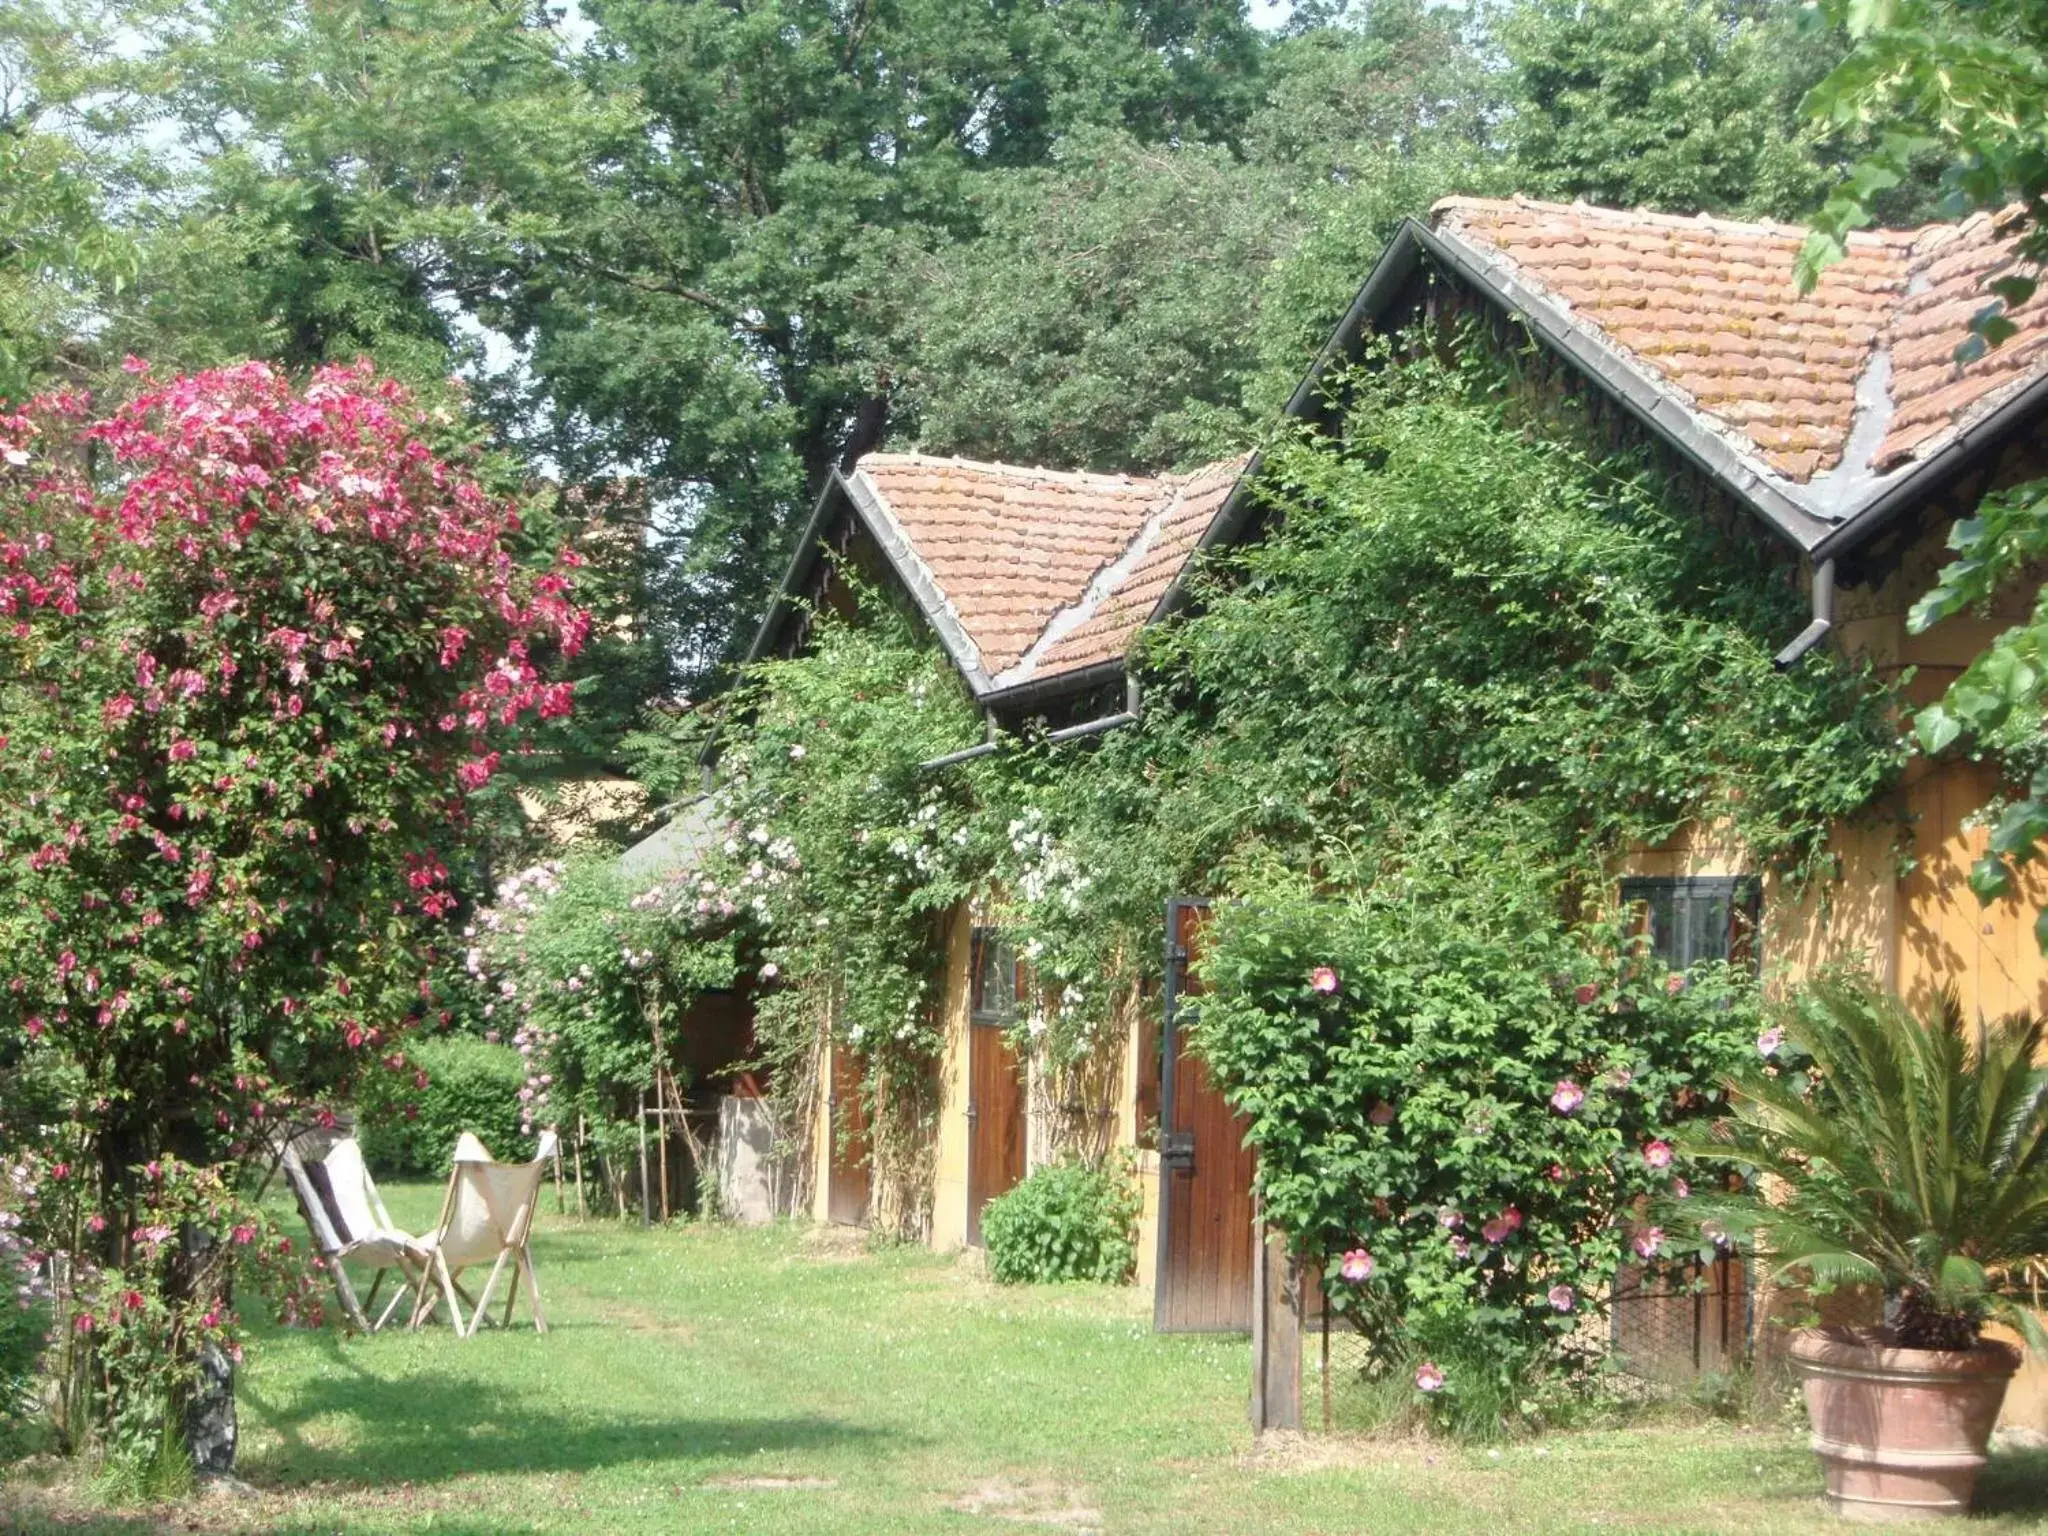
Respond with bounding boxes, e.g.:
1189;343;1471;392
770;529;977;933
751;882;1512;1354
1196;868;1760;1430
0;1290;49;1459
464;855;744;1199
358;1036;529;1176
982;1159;1140;1285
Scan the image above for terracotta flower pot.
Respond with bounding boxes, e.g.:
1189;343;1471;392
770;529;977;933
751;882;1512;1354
1790;1326;2021;1522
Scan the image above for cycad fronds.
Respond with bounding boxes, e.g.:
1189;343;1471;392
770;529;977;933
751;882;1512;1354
1674;973;2048;1352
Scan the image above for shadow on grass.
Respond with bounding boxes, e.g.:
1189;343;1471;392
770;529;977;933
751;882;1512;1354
237;1345;896;1491
2;1502;552;1536
1972;1447;2048;1520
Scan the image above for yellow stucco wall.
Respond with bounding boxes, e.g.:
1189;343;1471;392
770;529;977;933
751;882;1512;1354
1626;503;2048;1429
809;1037;833;1225
929;906;975;1252
1121;1006;1161;1296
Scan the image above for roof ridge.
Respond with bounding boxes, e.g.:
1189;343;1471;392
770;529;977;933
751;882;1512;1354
856;449;1172;490
1429;193;1921;248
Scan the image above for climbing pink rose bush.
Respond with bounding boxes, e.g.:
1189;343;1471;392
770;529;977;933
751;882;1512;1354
0;361;588;1444
1191;881;1761;1430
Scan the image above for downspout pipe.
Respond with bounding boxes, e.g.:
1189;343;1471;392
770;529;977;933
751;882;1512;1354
917;675;1144;769
919;711;1002;772
1773;558;1835;670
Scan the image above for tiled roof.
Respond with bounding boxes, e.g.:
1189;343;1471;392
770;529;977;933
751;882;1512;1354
1032;459;1244;677
1430;196;2048;504
847;452;1246;690
1883;214;2048;471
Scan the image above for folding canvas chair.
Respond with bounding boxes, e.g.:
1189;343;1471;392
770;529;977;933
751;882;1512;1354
277;1127;425;1334
409;1130;557;1338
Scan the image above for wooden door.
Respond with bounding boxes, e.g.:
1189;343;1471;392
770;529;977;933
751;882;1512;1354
967;1022;1026;1246
1155;899;1257;1332
826;1043;870;1227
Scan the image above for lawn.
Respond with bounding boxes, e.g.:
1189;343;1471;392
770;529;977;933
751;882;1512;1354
5;1186;2047;1535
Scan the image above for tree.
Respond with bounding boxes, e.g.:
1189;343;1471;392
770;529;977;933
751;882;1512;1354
0;360;588;1464
0;4;135;399
1500;0;1876;220
894;3;1499;470
1800;1;2048;938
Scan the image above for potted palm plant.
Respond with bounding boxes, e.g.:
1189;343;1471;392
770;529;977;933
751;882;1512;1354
1679;975;2048;1522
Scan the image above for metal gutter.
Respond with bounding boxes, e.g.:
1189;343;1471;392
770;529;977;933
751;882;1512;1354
918;739;1002;770
1044;711;1135;744
918;675;1143;770
979;657;1126;717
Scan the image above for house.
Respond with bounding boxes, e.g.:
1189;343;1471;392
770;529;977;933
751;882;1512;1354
1259;192;2048;1426
713;195;2048;1380
1301;195;2048;1021
743;452;1250;1275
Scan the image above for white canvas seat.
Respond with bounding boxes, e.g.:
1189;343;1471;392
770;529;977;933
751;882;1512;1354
409;1130;557;1337
278;1128;425;1333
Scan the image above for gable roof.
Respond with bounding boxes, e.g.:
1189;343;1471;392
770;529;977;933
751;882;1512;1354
1307;196;2048;561
748;451;1251;711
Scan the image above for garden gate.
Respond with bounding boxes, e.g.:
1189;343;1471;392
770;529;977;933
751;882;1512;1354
1154;898;1257;1332
1610;1255;1751;1382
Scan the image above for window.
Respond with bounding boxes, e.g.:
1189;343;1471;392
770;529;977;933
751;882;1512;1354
1619;877;1761;972
969;927;1020;1024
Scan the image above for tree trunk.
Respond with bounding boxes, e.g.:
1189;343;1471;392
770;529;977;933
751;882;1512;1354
178;1225;237;1476
184;1340;236;1476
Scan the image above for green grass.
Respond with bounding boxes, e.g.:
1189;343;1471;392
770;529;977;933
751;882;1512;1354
5;1183;2047;1534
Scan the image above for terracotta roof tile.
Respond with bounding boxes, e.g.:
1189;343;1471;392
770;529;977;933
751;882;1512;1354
1430;196;2046;500
850;452;1246;689
1881;212;2048;471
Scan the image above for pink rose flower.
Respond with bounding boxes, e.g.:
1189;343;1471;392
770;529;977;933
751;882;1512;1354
1632;1226;1665;1260
1415;1361;1444;1393
1642;1140;1673;1169
1756;1026;1783;1057
1550;1079;1585;1114
1339;1248;1375;1283
1548;1283;1576;1313
1665;972;1687;996
1481;1214;1512;1244
1672;1177;1691;1199
1309;966;1339;994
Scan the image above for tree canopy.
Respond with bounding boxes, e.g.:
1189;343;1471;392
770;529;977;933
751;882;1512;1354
2;0;1902;690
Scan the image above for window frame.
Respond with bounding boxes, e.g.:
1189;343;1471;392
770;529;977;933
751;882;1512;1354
1618;875;1763;975
968;925;1023;1026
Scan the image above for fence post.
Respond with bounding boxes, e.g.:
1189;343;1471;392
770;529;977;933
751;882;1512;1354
1250;1204;1302;1432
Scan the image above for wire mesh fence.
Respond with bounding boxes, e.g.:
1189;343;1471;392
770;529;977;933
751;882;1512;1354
1297;1255;1753;1432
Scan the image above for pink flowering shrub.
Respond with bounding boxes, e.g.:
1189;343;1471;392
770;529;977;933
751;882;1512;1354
0;361;587;1451
1192;874;1759;1433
